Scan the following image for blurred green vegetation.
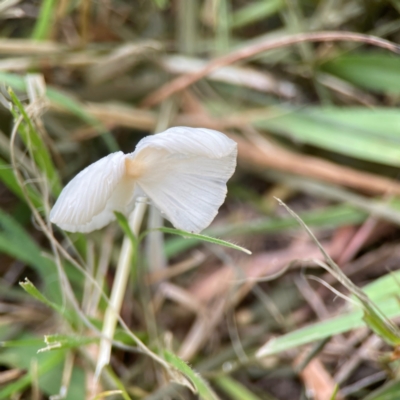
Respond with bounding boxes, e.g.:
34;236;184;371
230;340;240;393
1;1;400;399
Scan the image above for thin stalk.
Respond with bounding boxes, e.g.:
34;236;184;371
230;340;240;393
95;197;148;379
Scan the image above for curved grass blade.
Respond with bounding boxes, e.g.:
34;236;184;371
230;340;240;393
158;227;251;254
164;350;220;400
164;204;367;257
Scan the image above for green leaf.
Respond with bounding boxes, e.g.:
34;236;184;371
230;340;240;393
321;53;400;94
253;107;400;167
159;227;251;255
164;350;219;400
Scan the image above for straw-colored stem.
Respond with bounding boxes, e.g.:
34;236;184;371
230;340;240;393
95;197;147;379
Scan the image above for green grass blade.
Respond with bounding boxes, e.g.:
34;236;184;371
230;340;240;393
231;0;283;29
164;350;219;400
114;211;139;247
165;204;367;257
329;385;340;400
257;270;400;357
158;227;251;254
38;334;96;352
321;53;400;94
361;270;400;345
152;0;170;9
214;376;265;400
257;301;380;357
31;0;57;40
8;88;62;196
363;311;400;346
19;278;81;328
363;270;400;300
253;107;400;167
278;199;400;347
20;278;63;314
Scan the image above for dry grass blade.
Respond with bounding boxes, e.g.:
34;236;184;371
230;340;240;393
0;39;63;54
142;31;400;107
233;132;400;196
86;40;163;85
70;103;157;140
161;55;297;98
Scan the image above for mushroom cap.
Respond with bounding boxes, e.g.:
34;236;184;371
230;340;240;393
50;127;237;233
49;152;135;233
131;127;237;233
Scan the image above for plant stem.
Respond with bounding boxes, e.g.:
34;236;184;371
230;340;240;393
95;197;147;379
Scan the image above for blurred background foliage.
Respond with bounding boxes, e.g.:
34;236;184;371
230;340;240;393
2;0;400;399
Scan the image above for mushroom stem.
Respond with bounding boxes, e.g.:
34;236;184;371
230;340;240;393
95;196;148;379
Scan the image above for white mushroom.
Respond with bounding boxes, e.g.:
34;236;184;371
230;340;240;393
50;126;238;378
50;126;237;233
